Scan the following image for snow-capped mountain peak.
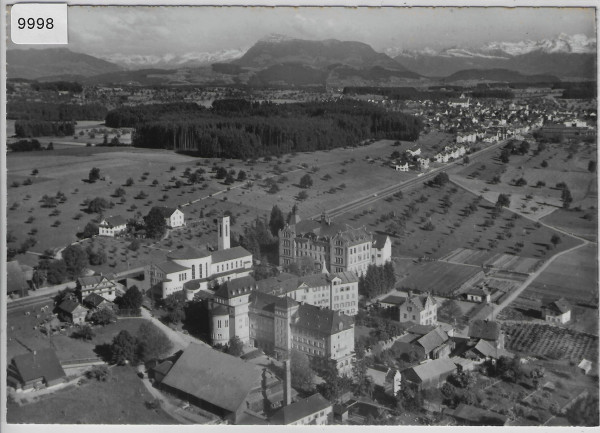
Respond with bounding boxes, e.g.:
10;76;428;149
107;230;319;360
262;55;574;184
97;49;246;69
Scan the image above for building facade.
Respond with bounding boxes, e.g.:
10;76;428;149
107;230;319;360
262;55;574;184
279;212;391;276
98;216;128;237
398;293;438;326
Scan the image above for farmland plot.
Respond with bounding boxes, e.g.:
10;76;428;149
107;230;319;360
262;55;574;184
394;261;484;296
503;323;598;361
444;248;542;274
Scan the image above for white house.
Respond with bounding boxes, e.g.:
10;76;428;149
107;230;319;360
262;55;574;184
393;162;409;172
150;206;185;228
398;292;438;326
76;274;123;302
372;234;392;267
98;215;128;237
541;298;572;324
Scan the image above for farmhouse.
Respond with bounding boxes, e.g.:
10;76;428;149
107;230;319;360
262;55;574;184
393;162;409;172
402;358;456;390
98;215;128;237
461;286;491;303
7;349;66;391
468;320;505;349
278;211;391;276
149;206;185;228
398;292;438;326
76;274;122;302
146;216;253;299
541;298;572;324
57;299;88;324
83;292;114;311
159;343;286;424
270;393;332;425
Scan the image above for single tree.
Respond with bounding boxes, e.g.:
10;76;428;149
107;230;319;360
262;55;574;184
82;222;98;238
125;178;134;187
120;285;143;310
110;330;137;365
290;349;315;392
62;244;88;278
432;172;449;187
144;207;168;239
87;197;112;214
89;167;101;183
136;322;173;362
269;205;286;237
299;174;313;189
496;193;511;209
226;336;244;357
561;188;573;209
550;234;562;248
588;160;596;173
75;324;95;341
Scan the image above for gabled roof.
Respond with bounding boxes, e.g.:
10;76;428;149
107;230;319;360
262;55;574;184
544;298;572;315
270;393;331;425
161;343;261;414
211;246;252;264
154;261;190;275
293;304;353;335
379;295;406;306
473;339;513;359
372;234;390;250
58;299;86;314
77;274;111;288
406;324;436;336
150;206;180;218
215;275;257;299
416;328;449;354
83;292;110;308
468;320;501;341
12;349;66;383
100;215;127;227
167;246;211;260
403;358;456;383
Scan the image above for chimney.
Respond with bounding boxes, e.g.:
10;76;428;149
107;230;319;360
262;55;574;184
283;359;292;406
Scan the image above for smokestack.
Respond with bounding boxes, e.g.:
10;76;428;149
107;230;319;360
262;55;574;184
283;359;292;406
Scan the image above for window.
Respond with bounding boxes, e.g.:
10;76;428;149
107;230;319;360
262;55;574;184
192;265;195;279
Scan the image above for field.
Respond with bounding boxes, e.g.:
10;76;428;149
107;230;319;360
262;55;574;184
393;260;484;296
542;208;598;242
7;365;176;424
443;248;542;274
503;323;598;361
7;308;148;362
521;244;598;305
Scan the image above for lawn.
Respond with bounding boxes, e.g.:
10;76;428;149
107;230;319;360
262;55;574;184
6;365;176;424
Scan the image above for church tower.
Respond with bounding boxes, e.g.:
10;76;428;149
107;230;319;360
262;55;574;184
217;215;230;251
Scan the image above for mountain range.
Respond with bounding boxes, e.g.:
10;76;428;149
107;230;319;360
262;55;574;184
6;33;596;86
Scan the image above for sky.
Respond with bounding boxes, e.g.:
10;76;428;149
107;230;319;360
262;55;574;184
7;6;597;57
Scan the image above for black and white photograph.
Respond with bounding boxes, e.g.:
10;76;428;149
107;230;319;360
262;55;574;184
2;3;599;427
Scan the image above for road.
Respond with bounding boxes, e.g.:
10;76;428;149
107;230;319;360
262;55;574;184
310;139;509;220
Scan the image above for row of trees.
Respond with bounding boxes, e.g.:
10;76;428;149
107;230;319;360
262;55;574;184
358;263;396;299
109;322;173;365
7;139;45;152
15;120;75;138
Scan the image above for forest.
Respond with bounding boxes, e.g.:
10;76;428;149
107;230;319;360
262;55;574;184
15;120;75;138
344;86;462;100
8;101;107;121
106;99;422;159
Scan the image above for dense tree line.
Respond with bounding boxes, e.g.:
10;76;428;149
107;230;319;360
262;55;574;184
14;120;75;137
8;139;43;152
31;81;83;93
344;86;461;101
8;102;107;121
471;89;514;98
106;100;422;158
358;263;396;299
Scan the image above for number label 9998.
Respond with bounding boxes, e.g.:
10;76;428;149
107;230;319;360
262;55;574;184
18;17;54;30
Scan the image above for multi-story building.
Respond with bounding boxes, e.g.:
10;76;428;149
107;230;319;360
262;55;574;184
279;212;391;275
256;270;359;316
398;292;438;326
145;216;253;299
98;215;128;237
148;206;185;228
76;274;123;302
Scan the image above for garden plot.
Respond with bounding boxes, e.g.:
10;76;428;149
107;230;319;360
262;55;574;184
394;261;484;296
444;248;542;274
503;323;598;361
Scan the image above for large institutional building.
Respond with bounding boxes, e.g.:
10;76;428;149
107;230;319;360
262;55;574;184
209;273;356;374
278;211;392;275
145;216;253;299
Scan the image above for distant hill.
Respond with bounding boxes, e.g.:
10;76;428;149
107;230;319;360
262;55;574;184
445;68;560;83
7;48;122;80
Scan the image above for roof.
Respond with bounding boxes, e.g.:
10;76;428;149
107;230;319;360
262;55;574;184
161;343;262;414
473;340;513;359
451;404;507;425
167;246;211;260
58;299;86;314
406;324;436;336
12;349;66;383
544;298;572;315
293;304;353;335
151;360;173;376
7;261;29;293
101;215;127;227
416;328;449;354
372;233;389;250
83;292;110;308
77;275;111;288
403;358;456;383
468;320;501;341
407;293;435;310
366;366;390;387
295;219;371;245
271;393;331;425
379;295;406;306
154;261;190;275
214;275;257;299
150;206;180;218
256;271;357;297
211;246;252;263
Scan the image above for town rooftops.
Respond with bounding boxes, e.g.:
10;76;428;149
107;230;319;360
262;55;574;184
215;275;257;299
257;271;357;297
293;304;353;335
270;393;331;425
544;298;572;315
167;246;211;260
100;215;127;227
468;320;501;341
403;358;456;383
407;323;436;336
150;206;179;218
211;246;252;264
77;274;111;288
154;261;190;275
161;343;261;414
472;339;513;359
12;349;66;384
294;219;371;245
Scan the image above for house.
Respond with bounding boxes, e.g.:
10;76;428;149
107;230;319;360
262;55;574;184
468;339;514;361
76;274;121;302
468;319;504;349
270;393;332;425
7;260;30;298
402;358;456;390
578;359;593;375
462;286;491;303
82;292;113;310
159;343;285;424
398;292;438;326
393;162;409;172
7;349;66;390
450;403;507;426
372;234;392;267
57;299;88;324
541;298;572;324
415;327;453;360
366;365;401;396
149;206;185;228
98;215;128;237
